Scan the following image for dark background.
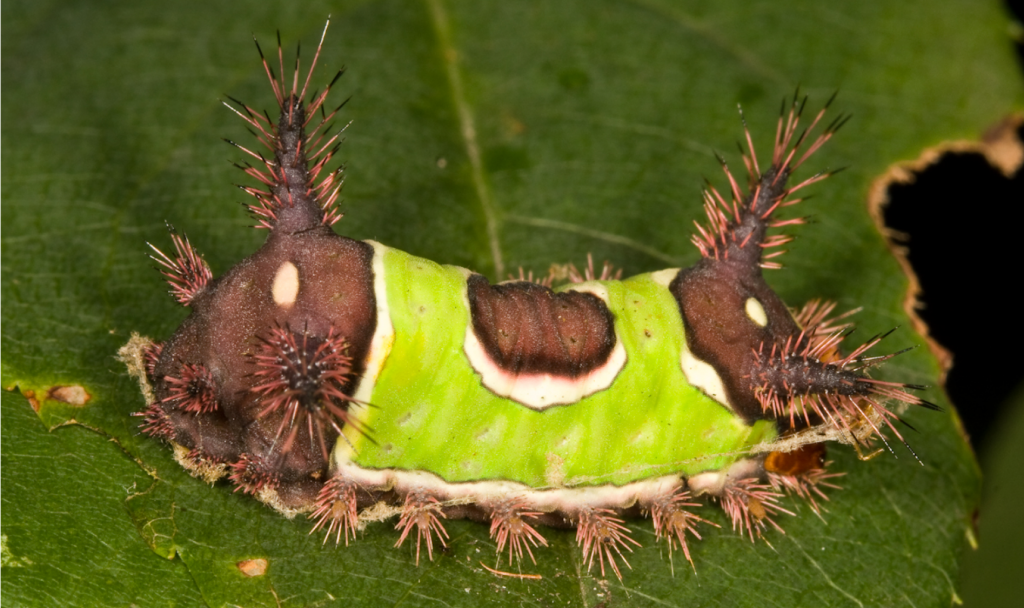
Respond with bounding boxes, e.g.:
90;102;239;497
886;3;1024;604
885;135;1024;452
885;0;1024;453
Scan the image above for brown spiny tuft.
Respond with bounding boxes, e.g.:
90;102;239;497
149;229;212;306
719;477;792;543
143;341;164;380
691;92;848;269
394;492;449;566
749;322;937;453
250;324;363;460
162;363;218;413
568;253;623;283
488;497;548;565
229;453;281;496
310;476;360;546
649;490;715;572
223;20;348;233
136;403;175;441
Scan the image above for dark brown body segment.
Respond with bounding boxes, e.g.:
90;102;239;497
467;275;617;377
670;258;800;422
151;228;376;507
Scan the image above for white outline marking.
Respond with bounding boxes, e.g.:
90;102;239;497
687;458;761;496
649;268;680;288
328;456;762;523
333;460;688;518
462;281;627;410
337;241;396;458
680;341;733;411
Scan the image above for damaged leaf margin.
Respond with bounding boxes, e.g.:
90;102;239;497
868;113;1024;385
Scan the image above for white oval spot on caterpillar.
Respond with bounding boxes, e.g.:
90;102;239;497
272;261;300;308
680;343;733;410
745;297;768;327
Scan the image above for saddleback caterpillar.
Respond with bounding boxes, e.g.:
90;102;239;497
123;23;935;579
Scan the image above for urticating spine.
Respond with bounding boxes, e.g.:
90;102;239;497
224;23;348;234
685;94;934;451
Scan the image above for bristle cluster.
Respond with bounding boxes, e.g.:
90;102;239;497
791;299;859;358
506;267;553;287
568;253;622;283
185;448;221;467
136;403;175;441
249;324;360;459
229;453;280;496
750;312;935;451
143;341;164;378
488;497;548;565
576;508;641;580
394;492;449;565
506;253;622;287
691;92;849;268
148;230;212;306
161;363;218;413
768;466;844;517
223;20;349;231
310;476;360;546
720;477;792;543
649;490;714;571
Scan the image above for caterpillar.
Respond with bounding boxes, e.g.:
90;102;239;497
124;23;933;579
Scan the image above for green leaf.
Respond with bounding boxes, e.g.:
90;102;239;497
959;380;1024;607
0;390;204;607
3;0;1021;606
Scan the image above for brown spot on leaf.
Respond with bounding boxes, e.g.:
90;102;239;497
237;558;268;577
47;385;91;406
22;390;40;412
